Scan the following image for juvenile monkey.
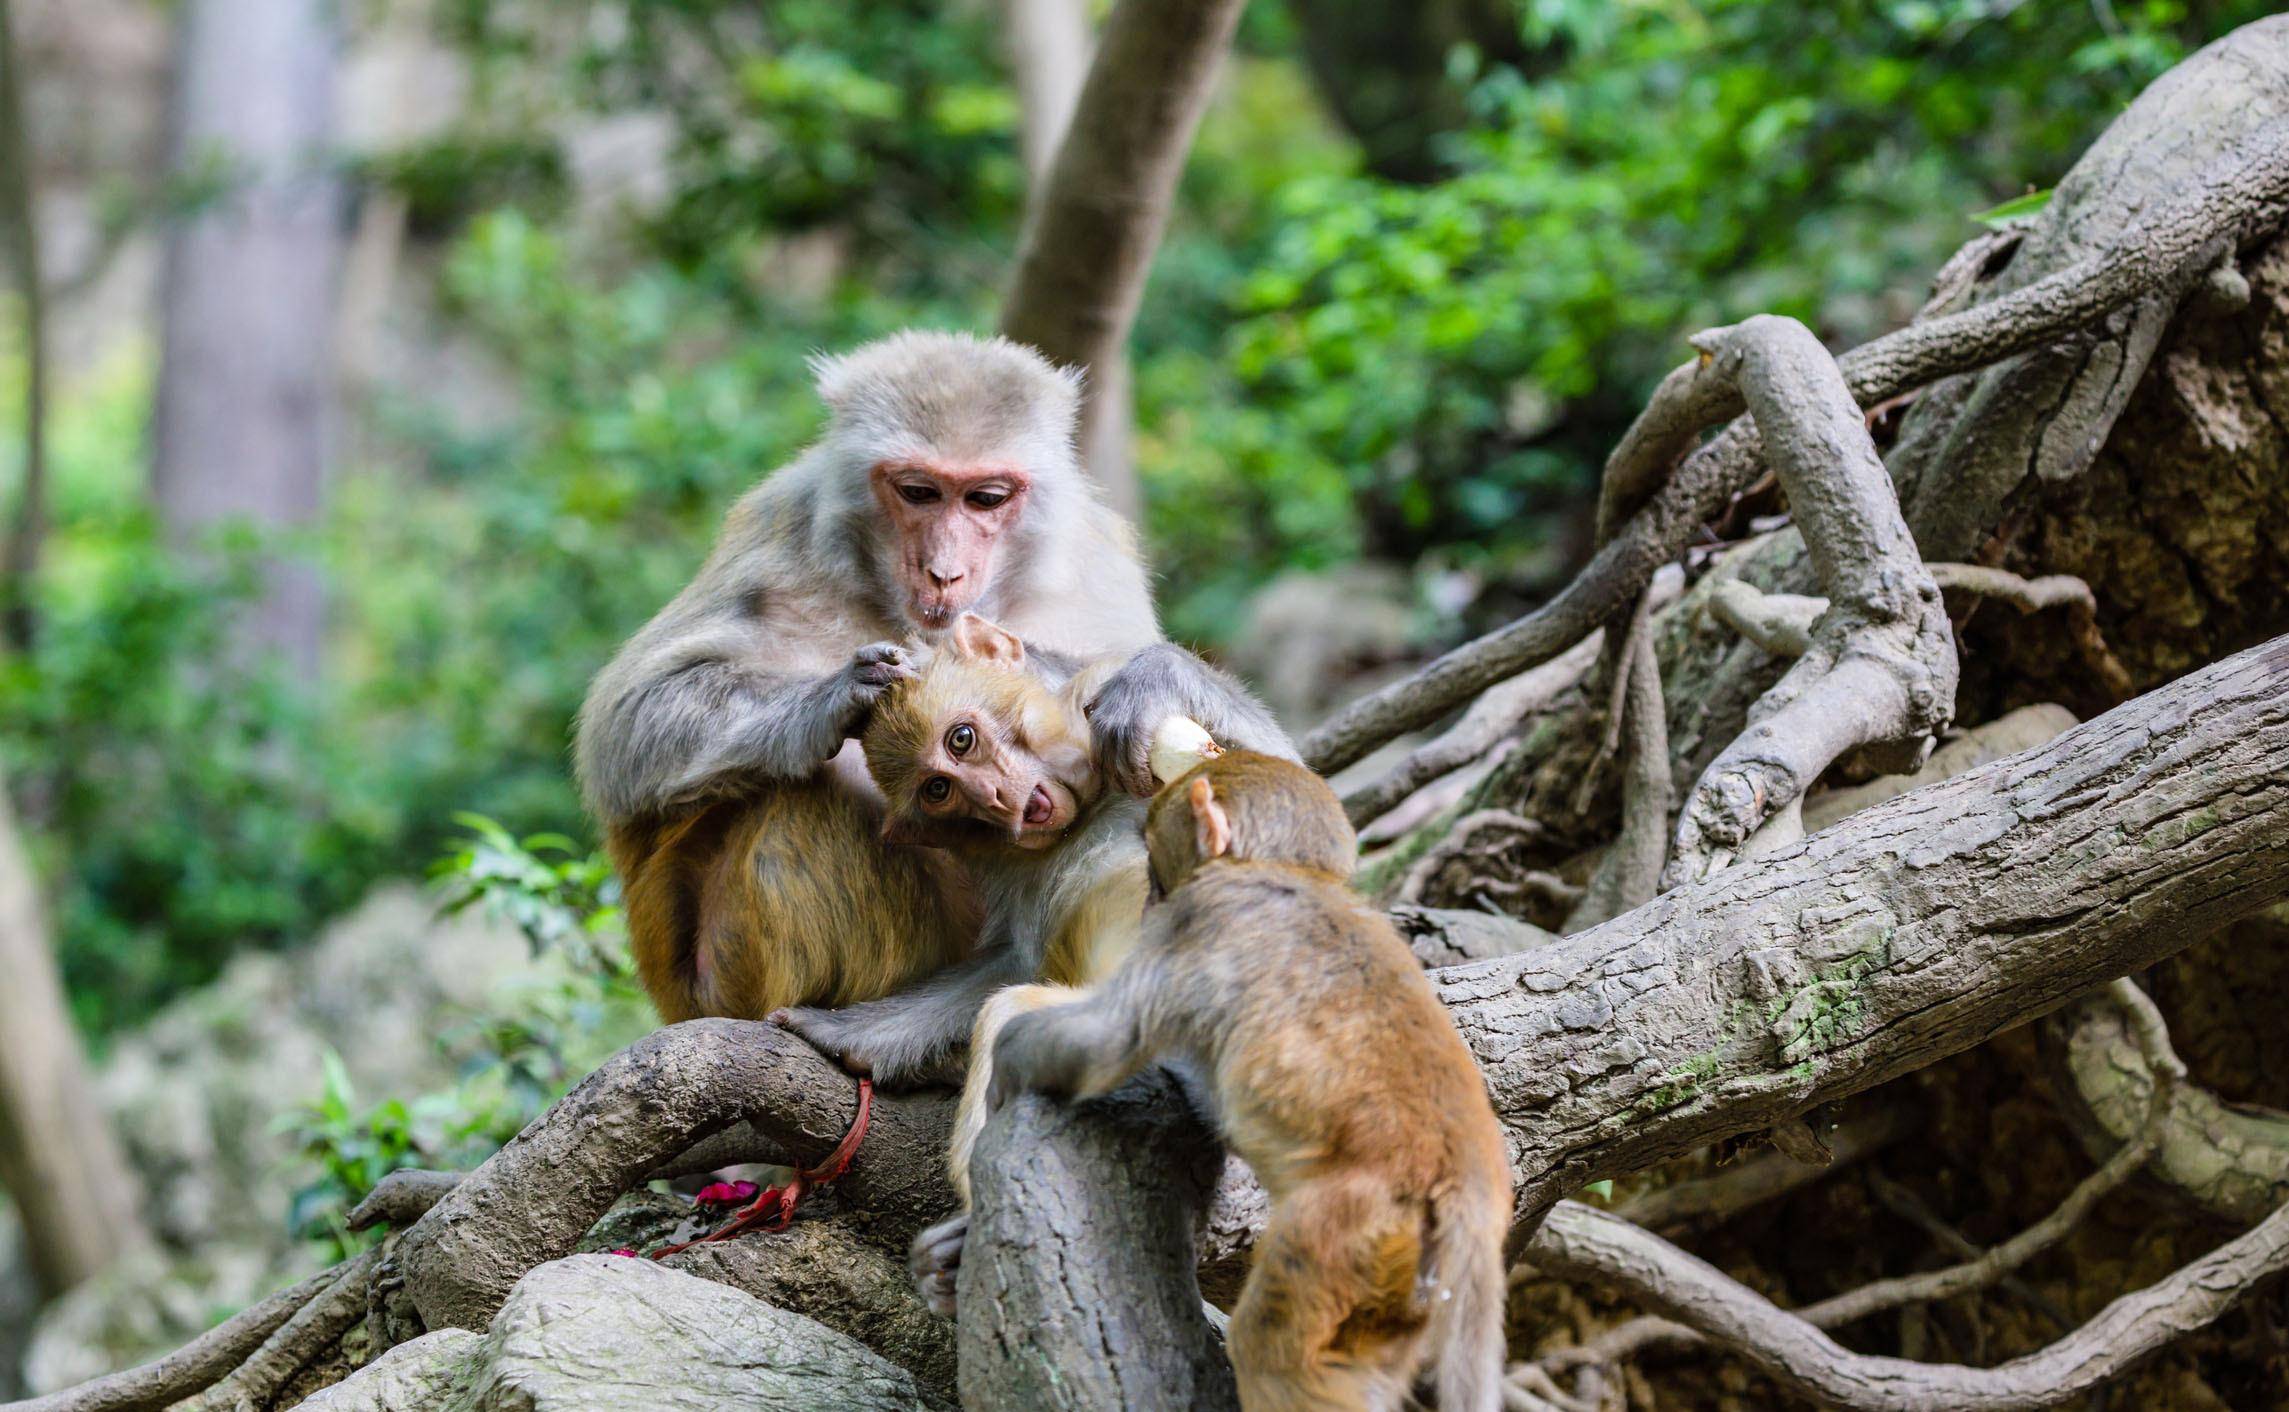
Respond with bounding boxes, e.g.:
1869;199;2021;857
574;331;1293;1066
986;751;1512;1412
826;612;1152;1089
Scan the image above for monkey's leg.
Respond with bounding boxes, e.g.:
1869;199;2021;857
910;982;1088;1316
772;945;1031;1087
1228;1177;1429;1412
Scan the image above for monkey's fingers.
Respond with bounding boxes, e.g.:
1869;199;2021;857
910;1213;970;1318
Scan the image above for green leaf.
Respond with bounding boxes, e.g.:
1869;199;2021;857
1971;188;2053;229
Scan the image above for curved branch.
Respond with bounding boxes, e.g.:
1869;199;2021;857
1557;979;2183;1368
1300;115;2289;776
1530;1195;2289;1412
1666;315;1955;886
392;1019;956;1334
2047;974;2289;1224
1927;563;2134;700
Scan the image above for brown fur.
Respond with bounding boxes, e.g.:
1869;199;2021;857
610;780;980;1023
991;752;1512;1412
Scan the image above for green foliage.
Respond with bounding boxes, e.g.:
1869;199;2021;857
5;0;2277;1034
282;818;645;1258
1207;0;2274;571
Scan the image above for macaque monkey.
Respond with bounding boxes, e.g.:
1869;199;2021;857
776;613;1154;1085
985;751;1512;1412
574;331;1294;1070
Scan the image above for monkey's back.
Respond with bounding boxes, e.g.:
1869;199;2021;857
611;778;982;1024
1168;864;1507;1205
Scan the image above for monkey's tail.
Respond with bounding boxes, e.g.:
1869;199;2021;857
1422;1177;1506;1412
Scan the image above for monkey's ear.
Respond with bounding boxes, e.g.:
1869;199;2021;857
951;614;1026;667
1188;777;1233;860
807;349;858;409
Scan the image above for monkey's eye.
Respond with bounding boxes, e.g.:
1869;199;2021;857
922;776;953;806
898;483;942;505
966;487;1011;509
947;723;977;756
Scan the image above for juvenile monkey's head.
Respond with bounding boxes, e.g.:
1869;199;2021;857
862;614;1100;851
810;331;1086;631
1145;751;1358;896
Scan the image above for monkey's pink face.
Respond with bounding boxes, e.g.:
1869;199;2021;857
908;704;1097;849
871;461;1032;629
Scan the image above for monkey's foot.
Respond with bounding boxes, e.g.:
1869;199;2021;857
645;1078;874;1259
769;1006;878;1076
770;1006;967;1087
909;1212;969;1316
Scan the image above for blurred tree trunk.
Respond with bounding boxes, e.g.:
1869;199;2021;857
0;768;145;1297
1283;0;1545;182
1001;0;1244;527
1000;0;1140;519
0;0;44;650
153;0;341;675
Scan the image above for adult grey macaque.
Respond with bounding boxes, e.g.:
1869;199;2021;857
575;329;1294;1084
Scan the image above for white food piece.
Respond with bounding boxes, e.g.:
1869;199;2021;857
1149;716;1224;785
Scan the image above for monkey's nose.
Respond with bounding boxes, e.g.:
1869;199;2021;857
927;566;965;588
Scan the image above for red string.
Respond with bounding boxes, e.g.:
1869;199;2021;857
647;1078;874;1259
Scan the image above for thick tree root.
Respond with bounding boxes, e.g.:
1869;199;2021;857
1662;315;1955;886
1301;106;2289;777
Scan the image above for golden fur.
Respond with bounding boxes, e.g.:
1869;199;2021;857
610;780;980;1024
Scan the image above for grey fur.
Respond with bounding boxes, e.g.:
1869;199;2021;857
1087;644;1299;797
574;330;1160;826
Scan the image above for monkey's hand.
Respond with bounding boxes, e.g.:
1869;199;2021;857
909;1213;970;1317
1085;650;1180;797
830;641;919;738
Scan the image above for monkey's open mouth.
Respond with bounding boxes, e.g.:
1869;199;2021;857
1023;784;1056;827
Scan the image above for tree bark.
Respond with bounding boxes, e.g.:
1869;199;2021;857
998;0;1246;520
152;0;341;674
959;634;2289;1389
0;768;146;1296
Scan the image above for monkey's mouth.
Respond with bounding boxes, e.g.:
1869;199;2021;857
1012;782;1073;846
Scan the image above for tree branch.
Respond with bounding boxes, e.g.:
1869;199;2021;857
1529;1193;2289;1412
1665;315;1956;885
1551;979;2182;1370
0;1270;340;1412
390;1020;955;1334
1300;115;2289;776
998;0;1244;509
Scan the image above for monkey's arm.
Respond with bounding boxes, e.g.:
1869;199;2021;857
578;640;915;823
1086;643;1299;796
772;945;1035;1088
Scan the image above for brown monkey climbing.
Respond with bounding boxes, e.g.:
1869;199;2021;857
573;331;1295;1081
986;751;1512;1412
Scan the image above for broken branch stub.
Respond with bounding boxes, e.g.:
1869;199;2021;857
1665;315;1955;887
